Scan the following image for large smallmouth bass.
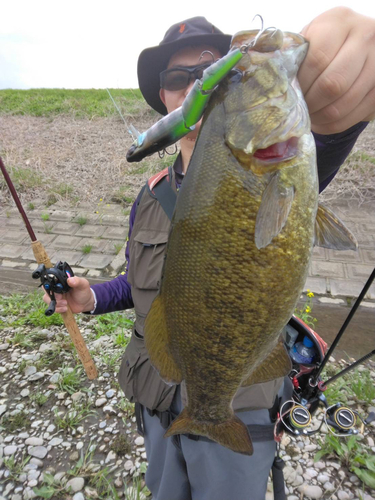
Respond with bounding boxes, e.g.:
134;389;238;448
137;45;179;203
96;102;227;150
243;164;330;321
144;28;357;455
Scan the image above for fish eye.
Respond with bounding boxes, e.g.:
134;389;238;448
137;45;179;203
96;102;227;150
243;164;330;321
229;69;243;83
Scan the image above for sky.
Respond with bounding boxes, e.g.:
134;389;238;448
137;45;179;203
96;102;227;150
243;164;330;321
1;0;374;90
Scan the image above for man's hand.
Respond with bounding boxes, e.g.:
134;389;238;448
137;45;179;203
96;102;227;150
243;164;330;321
43;276;95;314
298;7;375;134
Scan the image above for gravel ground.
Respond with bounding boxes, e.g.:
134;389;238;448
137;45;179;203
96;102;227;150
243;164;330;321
0;306;374;500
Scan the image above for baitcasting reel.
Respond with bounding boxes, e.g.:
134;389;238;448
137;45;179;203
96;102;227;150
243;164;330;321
32;261;74;316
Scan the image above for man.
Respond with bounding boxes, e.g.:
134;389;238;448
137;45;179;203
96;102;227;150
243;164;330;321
45;8;374;500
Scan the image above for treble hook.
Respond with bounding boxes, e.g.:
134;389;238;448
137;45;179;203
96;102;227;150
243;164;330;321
199;50;215;63
251;14;264;32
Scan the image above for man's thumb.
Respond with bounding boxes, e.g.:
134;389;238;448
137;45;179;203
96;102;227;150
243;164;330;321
67;276;79;287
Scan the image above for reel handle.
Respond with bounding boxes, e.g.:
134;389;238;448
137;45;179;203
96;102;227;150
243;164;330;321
365;412;375;425
45;300;56;316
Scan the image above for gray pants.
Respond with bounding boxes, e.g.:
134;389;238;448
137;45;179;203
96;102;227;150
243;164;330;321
142;388;276;500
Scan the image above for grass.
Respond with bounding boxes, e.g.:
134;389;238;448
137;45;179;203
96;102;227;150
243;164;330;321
77;216;87;226
41;212;50;221
315;434;375;488
93;311;133;338
1;455;31;484
0;88;151;119
82;244;93;254
30;391;49;407
57;365;85;394
114;243;123;255
0;291;64;329
32;472;66;499
110;434;132;456
323;366;375;407
0;165;43;192
54;401;95;432
1;410;31;433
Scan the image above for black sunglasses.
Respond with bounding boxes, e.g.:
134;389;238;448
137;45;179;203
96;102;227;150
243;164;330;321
160;63;213;91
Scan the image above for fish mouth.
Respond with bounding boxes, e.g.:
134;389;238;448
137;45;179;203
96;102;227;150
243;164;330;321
253;137;298;163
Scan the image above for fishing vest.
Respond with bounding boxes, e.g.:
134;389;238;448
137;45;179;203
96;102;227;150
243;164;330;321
124;166;283;412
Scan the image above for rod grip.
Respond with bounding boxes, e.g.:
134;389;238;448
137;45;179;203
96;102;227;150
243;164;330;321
32;240;98;380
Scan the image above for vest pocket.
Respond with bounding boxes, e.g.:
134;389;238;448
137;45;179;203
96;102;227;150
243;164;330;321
128;230;169;290
119;328;176;411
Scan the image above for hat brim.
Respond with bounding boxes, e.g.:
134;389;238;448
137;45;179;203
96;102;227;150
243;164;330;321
138;33;232;115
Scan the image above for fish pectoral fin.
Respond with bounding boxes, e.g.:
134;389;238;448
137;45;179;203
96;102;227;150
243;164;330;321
255;172;295;249
144;295;183;384
241;341;292;386
164;408;254;456
314;204;358;251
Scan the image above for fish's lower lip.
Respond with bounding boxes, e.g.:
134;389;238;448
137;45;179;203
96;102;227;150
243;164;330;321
253;137;298;162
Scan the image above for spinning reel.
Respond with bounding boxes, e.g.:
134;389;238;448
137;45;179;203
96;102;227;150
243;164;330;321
32;261;74;316
277;399;375;439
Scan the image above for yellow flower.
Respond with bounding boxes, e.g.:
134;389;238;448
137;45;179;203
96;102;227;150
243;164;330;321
95;211;99;214
307;292;314;298
305;306;311;313
306;289;310;292
100;198;103;201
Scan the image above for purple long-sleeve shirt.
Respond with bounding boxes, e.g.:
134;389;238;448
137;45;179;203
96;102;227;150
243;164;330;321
91;122;368;315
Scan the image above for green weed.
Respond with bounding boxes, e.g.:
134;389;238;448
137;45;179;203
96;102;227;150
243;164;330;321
1;410;31;433
77;216;87;226
110;434;132;456
2;454;31;484
32;472;65;498
41;212;50;221
114;243;123;255
82;244;93;254
30;391;49;407
5;295;64;328
93;312;133;338
295;290;317;328
57;365;85;394
349;369;375;404
52;183;74;198
101;351;122;371
36;348;63;371
315;434;375;488
114;330;131;348
54;401;95;432
0;165;43;192
43;222;53;234
28;202;35;210
117;398;135;417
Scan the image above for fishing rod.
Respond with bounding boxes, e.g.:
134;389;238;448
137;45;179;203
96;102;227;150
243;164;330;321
0;156;98;380
311;267;375;387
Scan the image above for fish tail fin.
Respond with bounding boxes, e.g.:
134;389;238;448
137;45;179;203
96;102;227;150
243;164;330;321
164;408;254;456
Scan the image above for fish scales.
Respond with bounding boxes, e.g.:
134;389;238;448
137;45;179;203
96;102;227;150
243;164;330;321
144;28;356;455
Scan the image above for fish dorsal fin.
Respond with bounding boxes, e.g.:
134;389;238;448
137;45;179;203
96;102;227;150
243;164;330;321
255;172;294;249
314;204;358;251
241;340;292;386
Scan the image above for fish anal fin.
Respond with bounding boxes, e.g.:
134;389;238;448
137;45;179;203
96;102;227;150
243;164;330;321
241;341;292;386
144;295;182;384
164;408;254;456
315;204;358;251
255;172;294;249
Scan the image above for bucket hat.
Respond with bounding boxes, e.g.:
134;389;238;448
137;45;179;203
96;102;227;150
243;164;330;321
137;17;232;115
